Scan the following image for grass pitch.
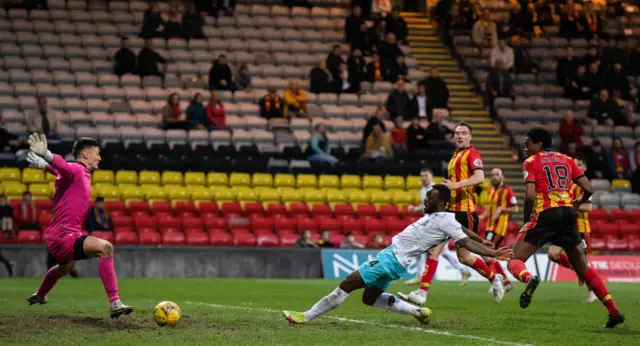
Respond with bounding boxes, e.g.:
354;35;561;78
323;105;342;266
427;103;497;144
0;278;638;345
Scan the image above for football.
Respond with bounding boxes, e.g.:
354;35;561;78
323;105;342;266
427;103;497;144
153;301;182;327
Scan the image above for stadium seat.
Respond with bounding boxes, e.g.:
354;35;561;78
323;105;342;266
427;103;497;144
204;215;227;230
121;185;144;201
181;216;204;230
267;203;287;217
590;236;606;251
91;231;114;243
280;187;303;203
392;190;414;206
318;175;340;189
405;175;422;190
340;217;363;233
236;188;258;202
207;172;228;186
233;232;257;246
311;204;332;218
0;168;21;183
334;203;354;219
362;175;383;190
198;202;220;216
388;219;409;235
22;168;45;183
115;170;138;185
589;209;608;222
244;202;264;217
341;174;361;189
632;209;640;222
297;217;319;232
175;201;196;216
274;173;295;188
213;186;236;202
274;217;296;232
296;174;317;188
609;209;630;222
620;222;637;235
257;234;280;246
303;188;325;204
221;202;243;216
319;218;339;232
29;183;52;199
347;189;368;205
364;219;387;234
128;200;149;213
210;231;233;246
256;187;280;203
326;189;347;204
112;215;133;227
184;172;206;186
605;236;628;251
279;233;298;247
146;186;167;201
251;216;274;231
611;179;631;193
628;235;640;251
191;187;213;201
35;199;53;211
138;231;161;245
17;230;41;244
162;171;183;185
289;202;309;216
357;204;377;219
151;201;173;215
114;231;138;245
598;223;620;236
230;172;251;187
139;171;161;185
186;232;210;246
379;205;399;219
370;190;392;205
252;173;273;187
162;229;186;245
384;175;405;190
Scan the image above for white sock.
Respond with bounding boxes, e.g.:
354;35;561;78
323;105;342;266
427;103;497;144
372;293;421;317
303;287;349;321
441;251;468;273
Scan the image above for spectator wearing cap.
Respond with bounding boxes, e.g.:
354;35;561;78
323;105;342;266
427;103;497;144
206;92;226;129
559;110;584;154
364;124;393;160
345;5;365;44
424;67;449;109
385;7;408;44
86;197;113;233
556;46;579;86
283;80;308;117
471;9;497;50
585;140;614;180
259;87;284;120
25;96;60;139
136;39;167;80
611;138;630;179
308;123;339;166
208;54;233;91
113;37;136;77
386;79;411;120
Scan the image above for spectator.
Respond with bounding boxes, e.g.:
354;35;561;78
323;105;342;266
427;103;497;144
181;3;205;39
259;87;284;120
584;61;605;95
326;45;344;82
308;123;339;166
406;117;428;152
588;89;623;125
13;192;39;231
205;92;226;129
208;54;233;91
517;3;544;38
409;82;433;120
471;9;497;50
607;62;632;99
186;93;207;130
611;138;630;179
559;110;584;154
583;2;600;41
310;60;334;94
86;197;113;233
390;116;408;152
564;65;592;100
601;6;624;41
113;37;136;77
364;124;393;160
140;3;165;39
337;62;360;94
340;232;364;249
582;46;600;69
163;11;183;39
161;93;187;130
512;37;539;74
486;62;514;101
425;111;454;141
496;12;515;40
585;140;613;180
362;107;387;143
234;63;252;91
566;141;580;159
385;7;408;44
386;79;411;120
284;80;308;117
388;54;409;83
489;39;514;71
352;23;375;55
316;230;335;248
0;195;13;238
612;40;630;71
556;46;579;86
629;141;640;173
560;4;588;39
345;5;364;44
215;0;236;17
630;42;640;76
295;229;318;248
378;32;403;70
25;96;59;139
136;39;167;80
347;49;367;84
424;67;449;108
366;53;386;83
366;233;387;248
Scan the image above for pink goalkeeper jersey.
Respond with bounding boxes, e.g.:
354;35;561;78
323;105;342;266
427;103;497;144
44;154;92;241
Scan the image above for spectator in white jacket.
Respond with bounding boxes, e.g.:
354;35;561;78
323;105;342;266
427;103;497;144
489;39;514;71
24;96;60;139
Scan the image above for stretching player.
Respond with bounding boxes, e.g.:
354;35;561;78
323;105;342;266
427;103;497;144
547;159;597;303
25;134;133;318
399;122;505;306
404;168;471;287
479;168;517;293
508;128;625;328
282;185;513;325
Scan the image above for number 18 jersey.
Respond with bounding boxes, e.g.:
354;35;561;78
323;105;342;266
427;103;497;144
523;151;584;215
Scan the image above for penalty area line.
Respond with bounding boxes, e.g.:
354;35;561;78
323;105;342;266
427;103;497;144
186;301;533;346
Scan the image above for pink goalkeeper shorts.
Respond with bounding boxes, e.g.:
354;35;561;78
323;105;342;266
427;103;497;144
46;233;87;264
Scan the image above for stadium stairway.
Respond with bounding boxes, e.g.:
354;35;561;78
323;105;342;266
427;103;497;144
404;13;524;223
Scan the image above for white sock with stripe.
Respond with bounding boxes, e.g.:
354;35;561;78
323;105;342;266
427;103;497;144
372;293;421;317
303;287;349;321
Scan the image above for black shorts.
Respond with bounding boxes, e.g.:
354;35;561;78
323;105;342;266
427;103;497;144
517;207;582;249
451;211;479;233
48;235;89;265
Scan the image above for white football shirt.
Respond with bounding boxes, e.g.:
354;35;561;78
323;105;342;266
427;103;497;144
391;212;467;268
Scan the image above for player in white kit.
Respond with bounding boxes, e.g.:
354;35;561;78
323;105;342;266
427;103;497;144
283;185;513;325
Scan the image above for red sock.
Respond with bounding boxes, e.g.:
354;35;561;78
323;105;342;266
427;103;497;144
555;253;572;269
489;259;510;284
507;260;532;283
419;259;439;292
470;257;495;282
583;268;620;316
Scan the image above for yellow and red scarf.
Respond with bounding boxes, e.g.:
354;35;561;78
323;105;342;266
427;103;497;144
265;95;280;112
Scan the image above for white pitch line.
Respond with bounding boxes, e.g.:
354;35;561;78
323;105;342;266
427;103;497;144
186;301;533;346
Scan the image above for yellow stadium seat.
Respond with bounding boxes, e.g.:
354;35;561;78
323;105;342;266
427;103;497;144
207;172;228;186
392;190;414;205
274;174;295;188
115;170;138;185
370;189;391;204
97;185;120;200
433;176;445;184
165;185;189;201
22;168;45;183
139;171;160;185
406;176;422;190
45;172;56;181
0;185;4;195
303;188;325;204
341;175;361;189
212;186;236;202
0;168;21;182
120;185;144;201
3;182;26;196
191;187;213;201
162;171;183;185
252;173;273;187
319;175;340;189
237;188;259;202
346;188;368;205
92;170;114;185
611;179;631;191
184;172;206;186
29;183;52;198
145;187;167;201
362;175;383;190
384;176;405;190
297;174;318;188
229;173;251;187
256;187;280;203
280;187;303;203
325;188;347;204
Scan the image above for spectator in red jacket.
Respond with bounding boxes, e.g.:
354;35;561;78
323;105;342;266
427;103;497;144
13;192;39;231
390;116;408;153
206;92;226;129
559;110;584;154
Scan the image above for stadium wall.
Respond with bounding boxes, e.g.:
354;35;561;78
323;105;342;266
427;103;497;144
0;245;324;278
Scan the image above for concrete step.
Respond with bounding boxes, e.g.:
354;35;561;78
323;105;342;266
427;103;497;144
409;41;445;48
452;110;489;116
400;12;426;18
407;24;436;30
407;35;439;42
410;47;448;54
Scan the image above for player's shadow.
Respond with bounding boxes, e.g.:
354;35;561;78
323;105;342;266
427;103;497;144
49;315;149;331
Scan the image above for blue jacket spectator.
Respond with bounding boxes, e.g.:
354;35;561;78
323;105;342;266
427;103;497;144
186;93;207;130
307;123;339;166
86;197;113;232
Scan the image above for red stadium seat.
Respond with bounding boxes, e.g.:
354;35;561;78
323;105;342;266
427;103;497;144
209;231;233;246
605;236;629;252
379;205;399;219
589;209;608;222
357;204;377;218
162;229;186;245
130;210;149;218
353;231;368;244
275;228;297;237
134;216;156;229
111;215;133;228
274;217;296;232
404;215;420;223
233;232;257;246
151;201;173;215
38;212;52;228
91;231;114;243
598;223;620;236
114;226;133;234
609;209;630;223
401;205;422;219
114;231;138;245
154;211;173;219
204;216;227;230
507;221;521;234
104;200;124;212
340;217;363;233
631;209;640;223
35;199;53;211
198;202;219;217
329;233;345;245
334;204;354;219
137;227;158;234
620;222;638;235
110;210;127;217
138;231;161;245
289;202;309;217
253;228;274;236
221;202;243;216
364;219;387;234
590;236;606;251
157;216;181;230
17;230;41;244
311;204;332;218
251;217;274;231
228;216;251;232
279;233;298;247
175;201;196;216
184;227;203;235
266;203;287;217
297;217;319;232
128;201;149;212
387;219;409;234
181;216;204;230
186;231;209;246
257;234;280;247
244;202;264;217
628;235;640;251
319;218;339;232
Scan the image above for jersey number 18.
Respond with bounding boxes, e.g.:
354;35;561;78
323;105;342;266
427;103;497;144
543;165;569;191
